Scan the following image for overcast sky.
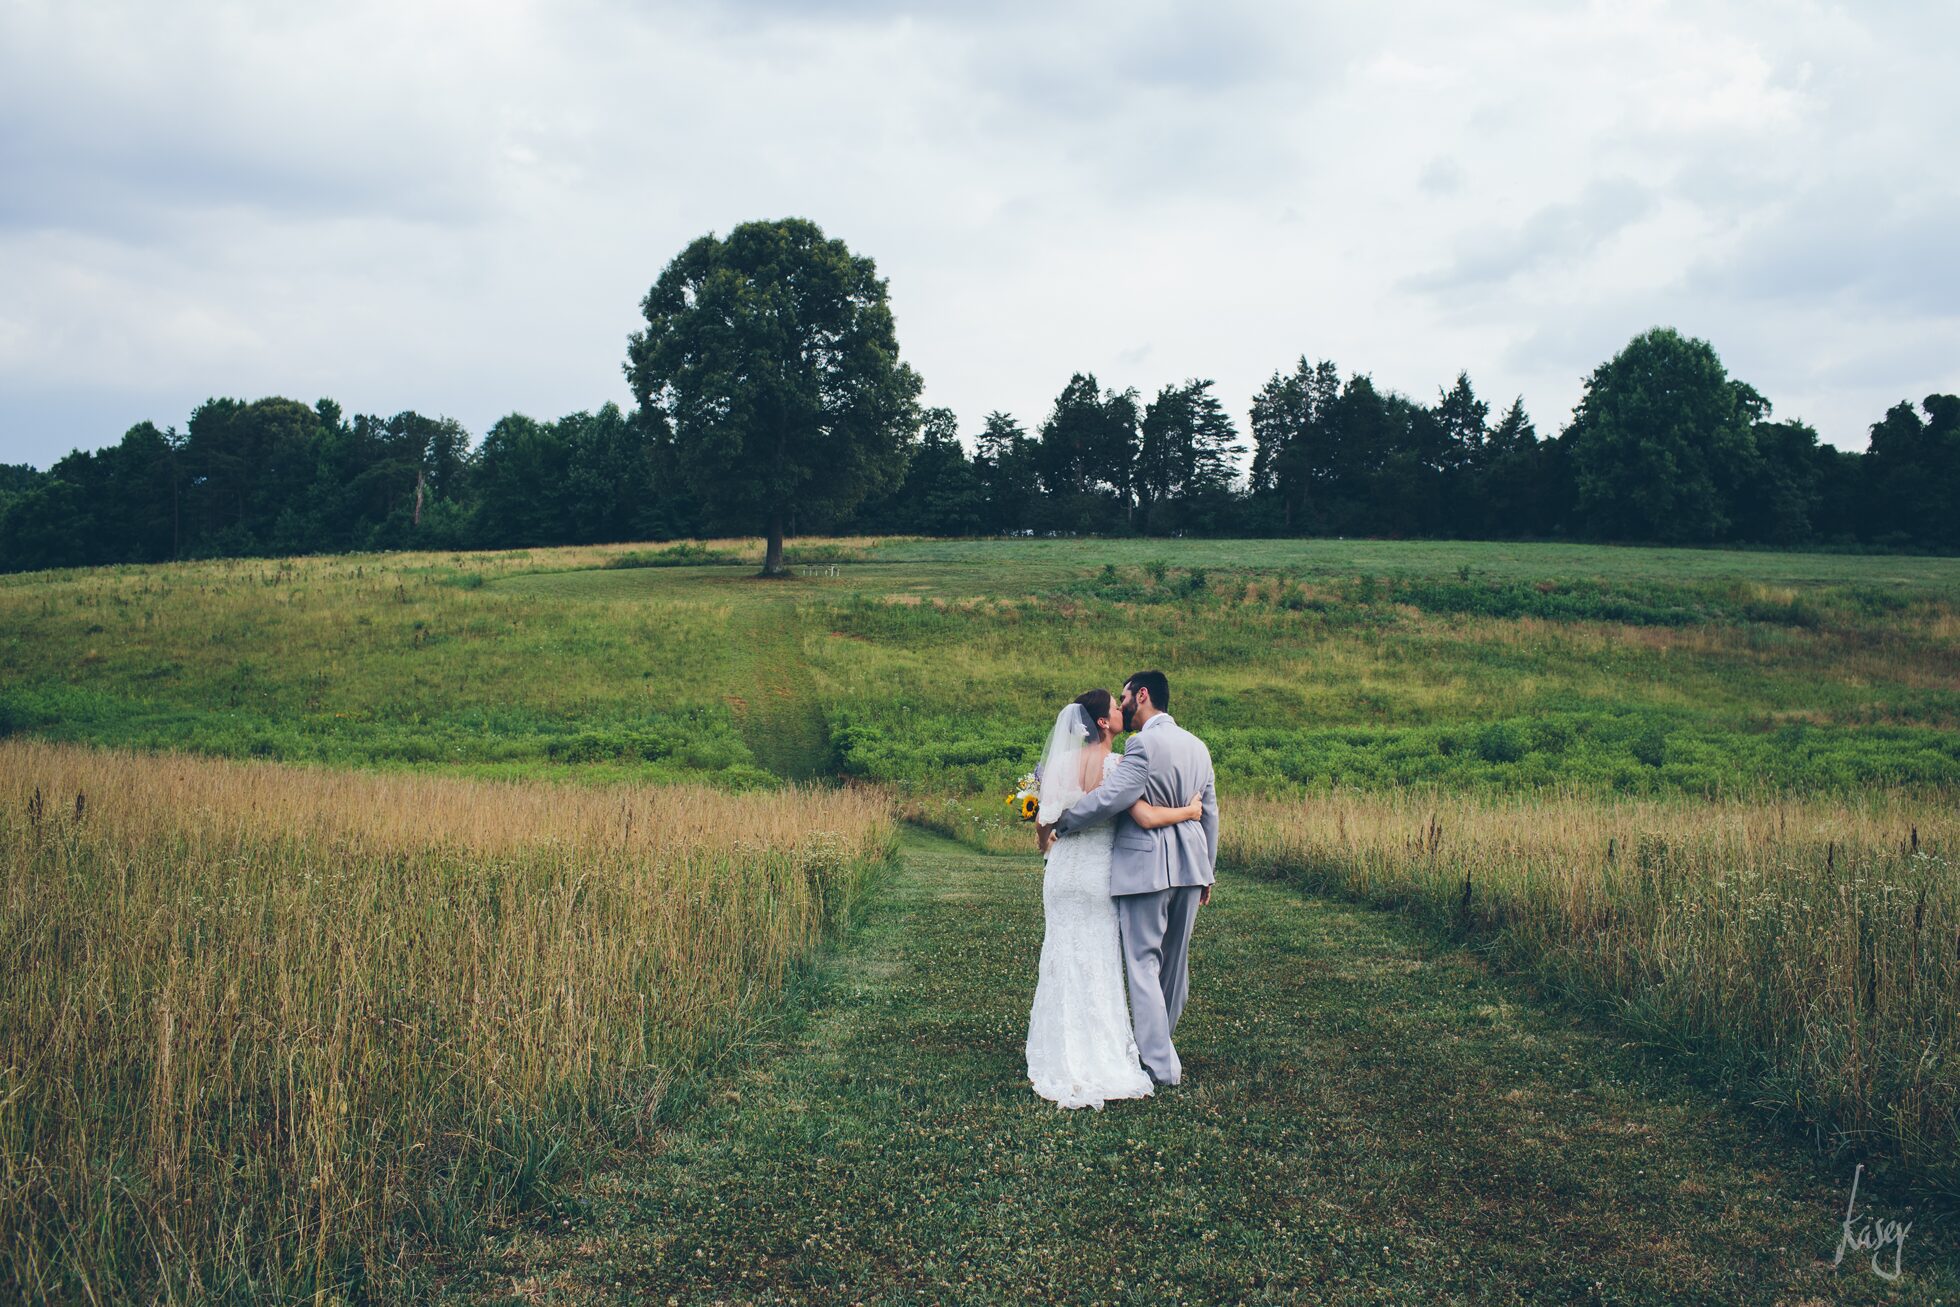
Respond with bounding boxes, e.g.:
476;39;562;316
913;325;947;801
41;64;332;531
3;0;1956;470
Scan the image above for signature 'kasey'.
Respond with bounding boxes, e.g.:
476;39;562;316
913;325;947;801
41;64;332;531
1834;1163;1911;1281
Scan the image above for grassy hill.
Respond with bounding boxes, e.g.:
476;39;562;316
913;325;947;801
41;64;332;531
3;535;1956;797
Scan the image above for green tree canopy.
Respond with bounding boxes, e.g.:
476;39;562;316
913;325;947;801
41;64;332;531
1036;373;1140;531
1566;327;1764;543
1136;379;1243;532
1740;417;1826;544
0;463;44;499
975;410;1040;534
1249;357;1340;533
1433;372;1489;475
625;217;923;574
1865;394;1960;550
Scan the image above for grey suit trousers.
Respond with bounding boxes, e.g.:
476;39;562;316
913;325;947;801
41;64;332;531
1116;885;1203;1085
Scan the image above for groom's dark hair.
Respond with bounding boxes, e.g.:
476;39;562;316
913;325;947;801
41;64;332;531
1125;670;1170;713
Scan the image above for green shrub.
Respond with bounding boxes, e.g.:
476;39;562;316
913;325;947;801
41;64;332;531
1628;725;1669;768
1475;722;1527;764
604;543;743;569
1739;594;1822;628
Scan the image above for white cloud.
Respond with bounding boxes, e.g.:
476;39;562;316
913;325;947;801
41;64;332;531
0;0;1955;467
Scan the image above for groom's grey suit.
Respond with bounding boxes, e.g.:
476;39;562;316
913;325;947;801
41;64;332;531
1053;712;1217;1085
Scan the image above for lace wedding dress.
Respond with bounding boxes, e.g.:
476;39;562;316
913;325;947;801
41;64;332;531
1025;752;1155;1110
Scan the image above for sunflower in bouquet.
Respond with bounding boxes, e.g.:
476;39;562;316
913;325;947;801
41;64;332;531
1006;766;1042;822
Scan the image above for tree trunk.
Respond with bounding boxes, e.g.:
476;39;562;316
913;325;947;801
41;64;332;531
761;507;786;576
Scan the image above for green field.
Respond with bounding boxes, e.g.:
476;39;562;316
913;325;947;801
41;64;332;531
7;536;1960;1296
4;536;1957;798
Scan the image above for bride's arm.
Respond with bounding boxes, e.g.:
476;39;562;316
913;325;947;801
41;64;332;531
1128;792;1204;830
1052;740;1149;836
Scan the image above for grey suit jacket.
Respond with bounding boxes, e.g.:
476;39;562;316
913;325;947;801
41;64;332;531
1053;713;1218;897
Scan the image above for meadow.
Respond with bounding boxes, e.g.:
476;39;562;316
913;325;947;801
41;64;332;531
0;738;893;1301
3;535;1957;797
450;829;1960;1304
3;535;1959;1295
908;787;1960;1196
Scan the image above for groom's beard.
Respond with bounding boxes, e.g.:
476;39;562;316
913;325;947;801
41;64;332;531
1121;704;1138;732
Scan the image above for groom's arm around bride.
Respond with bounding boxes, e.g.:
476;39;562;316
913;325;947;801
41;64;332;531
1039;672;1218;904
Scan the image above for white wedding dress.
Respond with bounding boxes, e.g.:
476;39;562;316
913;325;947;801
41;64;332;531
1025;746;1155;1110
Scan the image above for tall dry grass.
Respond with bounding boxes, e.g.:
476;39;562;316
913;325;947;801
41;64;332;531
1224;791;1960;1195
0;739;894;1302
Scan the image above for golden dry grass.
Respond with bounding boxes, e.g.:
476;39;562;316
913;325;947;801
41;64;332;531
1224;790;1960;1194
0;738;894;1301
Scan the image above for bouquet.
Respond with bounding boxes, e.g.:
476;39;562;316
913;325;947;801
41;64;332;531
1005;766;1041;822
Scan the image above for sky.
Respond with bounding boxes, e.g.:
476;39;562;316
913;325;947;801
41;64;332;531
3;0;1957;470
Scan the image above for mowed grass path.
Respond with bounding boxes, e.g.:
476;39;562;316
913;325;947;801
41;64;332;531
445;831;1958;1304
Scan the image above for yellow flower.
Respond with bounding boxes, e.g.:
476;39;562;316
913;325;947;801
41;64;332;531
1019;794;1039;820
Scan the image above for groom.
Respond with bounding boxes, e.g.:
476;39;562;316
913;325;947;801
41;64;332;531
1037;670;1218;1087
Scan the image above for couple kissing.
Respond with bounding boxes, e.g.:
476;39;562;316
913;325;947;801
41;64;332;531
1025;671;1218;1108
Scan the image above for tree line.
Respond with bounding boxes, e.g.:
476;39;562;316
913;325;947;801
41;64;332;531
2;223;1956;573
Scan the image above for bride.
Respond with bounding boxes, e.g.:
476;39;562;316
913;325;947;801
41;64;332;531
1026;688;1204;1109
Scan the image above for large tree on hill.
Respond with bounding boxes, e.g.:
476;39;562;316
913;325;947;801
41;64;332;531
1565;327;1764;543
625;218;923;574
